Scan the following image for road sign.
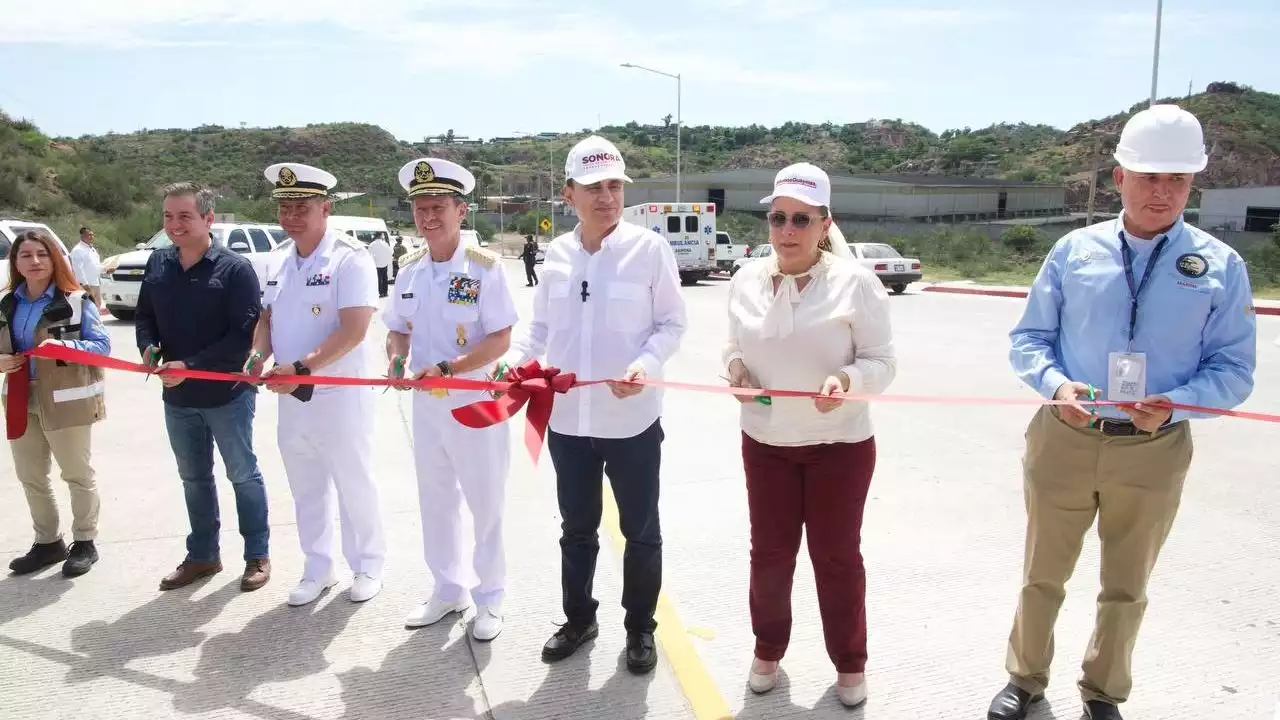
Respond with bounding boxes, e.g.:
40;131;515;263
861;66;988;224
539;218;552;232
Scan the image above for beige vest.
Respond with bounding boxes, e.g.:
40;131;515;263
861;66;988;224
0;289;106;431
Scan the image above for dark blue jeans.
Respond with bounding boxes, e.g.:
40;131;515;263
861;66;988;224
548;420;664;634
163;390;269;562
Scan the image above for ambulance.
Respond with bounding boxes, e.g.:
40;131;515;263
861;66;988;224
623;202;718;285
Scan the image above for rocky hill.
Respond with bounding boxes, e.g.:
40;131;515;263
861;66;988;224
1;82;1277;252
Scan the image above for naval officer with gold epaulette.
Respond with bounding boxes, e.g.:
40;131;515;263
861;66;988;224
245;162;387;608
383;158;518;641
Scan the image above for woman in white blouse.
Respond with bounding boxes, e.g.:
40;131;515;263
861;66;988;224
723;162;896;708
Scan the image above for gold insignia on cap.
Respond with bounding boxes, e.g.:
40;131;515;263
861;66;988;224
414;161;435;184
279;167;298;187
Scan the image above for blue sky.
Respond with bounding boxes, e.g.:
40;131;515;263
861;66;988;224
0;0;1275;141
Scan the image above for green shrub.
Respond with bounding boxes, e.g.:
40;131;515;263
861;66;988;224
1001;225;1042;254
61;165;135;214
0;174;26;209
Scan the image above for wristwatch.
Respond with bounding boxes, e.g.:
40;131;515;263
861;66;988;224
435;360;453;376
293;360;311;376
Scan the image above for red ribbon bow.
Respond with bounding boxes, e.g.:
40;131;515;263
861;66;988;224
452;360;578;462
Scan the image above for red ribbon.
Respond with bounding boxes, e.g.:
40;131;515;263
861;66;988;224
23;344;1280;465
450;360;584;462
5;362;29;440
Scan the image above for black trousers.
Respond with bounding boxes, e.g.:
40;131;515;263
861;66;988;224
376;266;389;297
548;420;664;634
524;260;538;285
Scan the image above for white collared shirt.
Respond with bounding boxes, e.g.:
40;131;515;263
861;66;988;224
264;229;378;390
506;220;688;439
383;241;519;409
723;252;896;446
70;242;101;286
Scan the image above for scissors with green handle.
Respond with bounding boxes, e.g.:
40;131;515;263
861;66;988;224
720;374;772;406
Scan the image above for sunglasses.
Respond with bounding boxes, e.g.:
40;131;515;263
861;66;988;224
767;211;824;229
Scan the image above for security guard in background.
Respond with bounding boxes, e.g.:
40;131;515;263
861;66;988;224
990;105;1256;720
384;158;519;641
245;162;387;608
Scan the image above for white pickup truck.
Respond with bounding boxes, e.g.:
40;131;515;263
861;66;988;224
101;222;287;321
714;231;748;272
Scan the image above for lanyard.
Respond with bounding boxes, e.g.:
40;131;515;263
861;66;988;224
1119;233;1168;349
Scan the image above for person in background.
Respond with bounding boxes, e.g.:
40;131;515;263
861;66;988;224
497;135;687;674
0;229;110;577
989;105;1256;720
724;163;895;708
70;226;102;310
520;234;539;286
369;233;393;298
245;162;386;608
136;182;271;593
385;158;518;642
391;235;407;281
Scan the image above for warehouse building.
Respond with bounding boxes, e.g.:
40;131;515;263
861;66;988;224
1199;186;1280;233
627;169;1067;220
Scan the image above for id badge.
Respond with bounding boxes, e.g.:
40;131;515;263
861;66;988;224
1107;352;1147;402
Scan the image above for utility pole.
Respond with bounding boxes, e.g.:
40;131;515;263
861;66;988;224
1086;139;1101;226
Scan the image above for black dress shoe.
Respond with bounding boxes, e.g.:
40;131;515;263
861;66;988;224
987;682;1043;720
62;541;98;577
625;631;657;674
541;621;599;661
1084;699;1123;720
9;540;68;575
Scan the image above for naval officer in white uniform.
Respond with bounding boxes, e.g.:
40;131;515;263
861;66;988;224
245;162;387;607
384;158;519;641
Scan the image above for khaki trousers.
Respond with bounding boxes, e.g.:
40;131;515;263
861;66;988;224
84;285;102;308
10;392;99;544
1006;406;1192;705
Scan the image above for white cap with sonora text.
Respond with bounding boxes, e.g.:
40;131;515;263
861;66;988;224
564;135;632;185
759;162;832;209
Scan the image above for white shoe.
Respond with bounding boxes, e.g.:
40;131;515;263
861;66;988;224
287;574;339;607
748;659;778;694
349;573;382;603
836;675;867;708
404;596;471;628
471;604;504;642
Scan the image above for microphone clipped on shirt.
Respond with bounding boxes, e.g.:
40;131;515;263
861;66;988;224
580;280;590;302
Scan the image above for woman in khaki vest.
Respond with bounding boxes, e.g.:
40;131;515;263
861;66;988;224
0;229;111;577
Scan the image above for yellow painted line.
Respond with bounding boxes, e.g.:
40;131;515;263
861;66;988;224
601;485;734;720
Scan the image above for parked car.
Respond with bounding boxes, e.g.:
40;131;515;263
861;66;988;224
730;243;773;276
0;218;71;288
848;242;922;294
101;222;286;321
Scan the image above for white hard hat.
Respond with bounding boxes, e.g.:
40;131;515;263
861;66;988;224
1112;104;1208;174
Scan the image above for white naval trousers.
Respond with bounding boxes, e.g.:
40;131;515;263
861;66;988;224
278;387;386;581
411;391;510;606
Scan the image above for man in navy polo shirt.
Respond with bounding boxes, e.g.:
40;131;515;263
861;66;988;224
136;182;271;593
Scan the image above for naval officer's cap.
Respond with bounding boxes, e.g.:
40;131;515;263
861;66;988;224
398;158;475;199
264;162;337;200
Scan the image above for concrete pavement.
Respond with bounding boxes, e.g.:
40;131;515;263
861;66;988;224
1;260;1278;719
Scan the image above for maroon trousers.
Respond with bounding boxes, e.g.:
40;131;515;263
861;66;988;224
743;432;876;673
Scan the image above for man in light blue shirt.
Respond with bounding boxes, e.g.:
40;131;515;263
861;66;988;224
987;106;1256;720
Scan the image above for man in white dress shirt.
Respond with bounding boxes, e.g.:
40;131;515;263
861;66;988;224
70;227;102;309
496;135;687;673
244;162;386;607
384;158;519;641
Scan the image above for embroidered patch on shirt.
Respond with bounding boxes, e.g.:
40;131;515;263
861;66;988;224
305;273;332;287
447;273;480;305
1175;253;1208;278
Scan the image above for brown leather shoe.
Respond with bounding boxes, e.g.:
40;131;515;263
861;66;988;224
159;560;223;590
240;559;271;592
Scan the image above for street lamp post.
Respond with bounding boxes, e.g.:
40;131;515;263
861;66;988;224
620;62;681;202
1150;0;1163;105
512;130;558;239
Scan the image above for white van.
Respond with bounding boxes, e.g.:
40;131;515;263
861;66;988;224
328;216;391;245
